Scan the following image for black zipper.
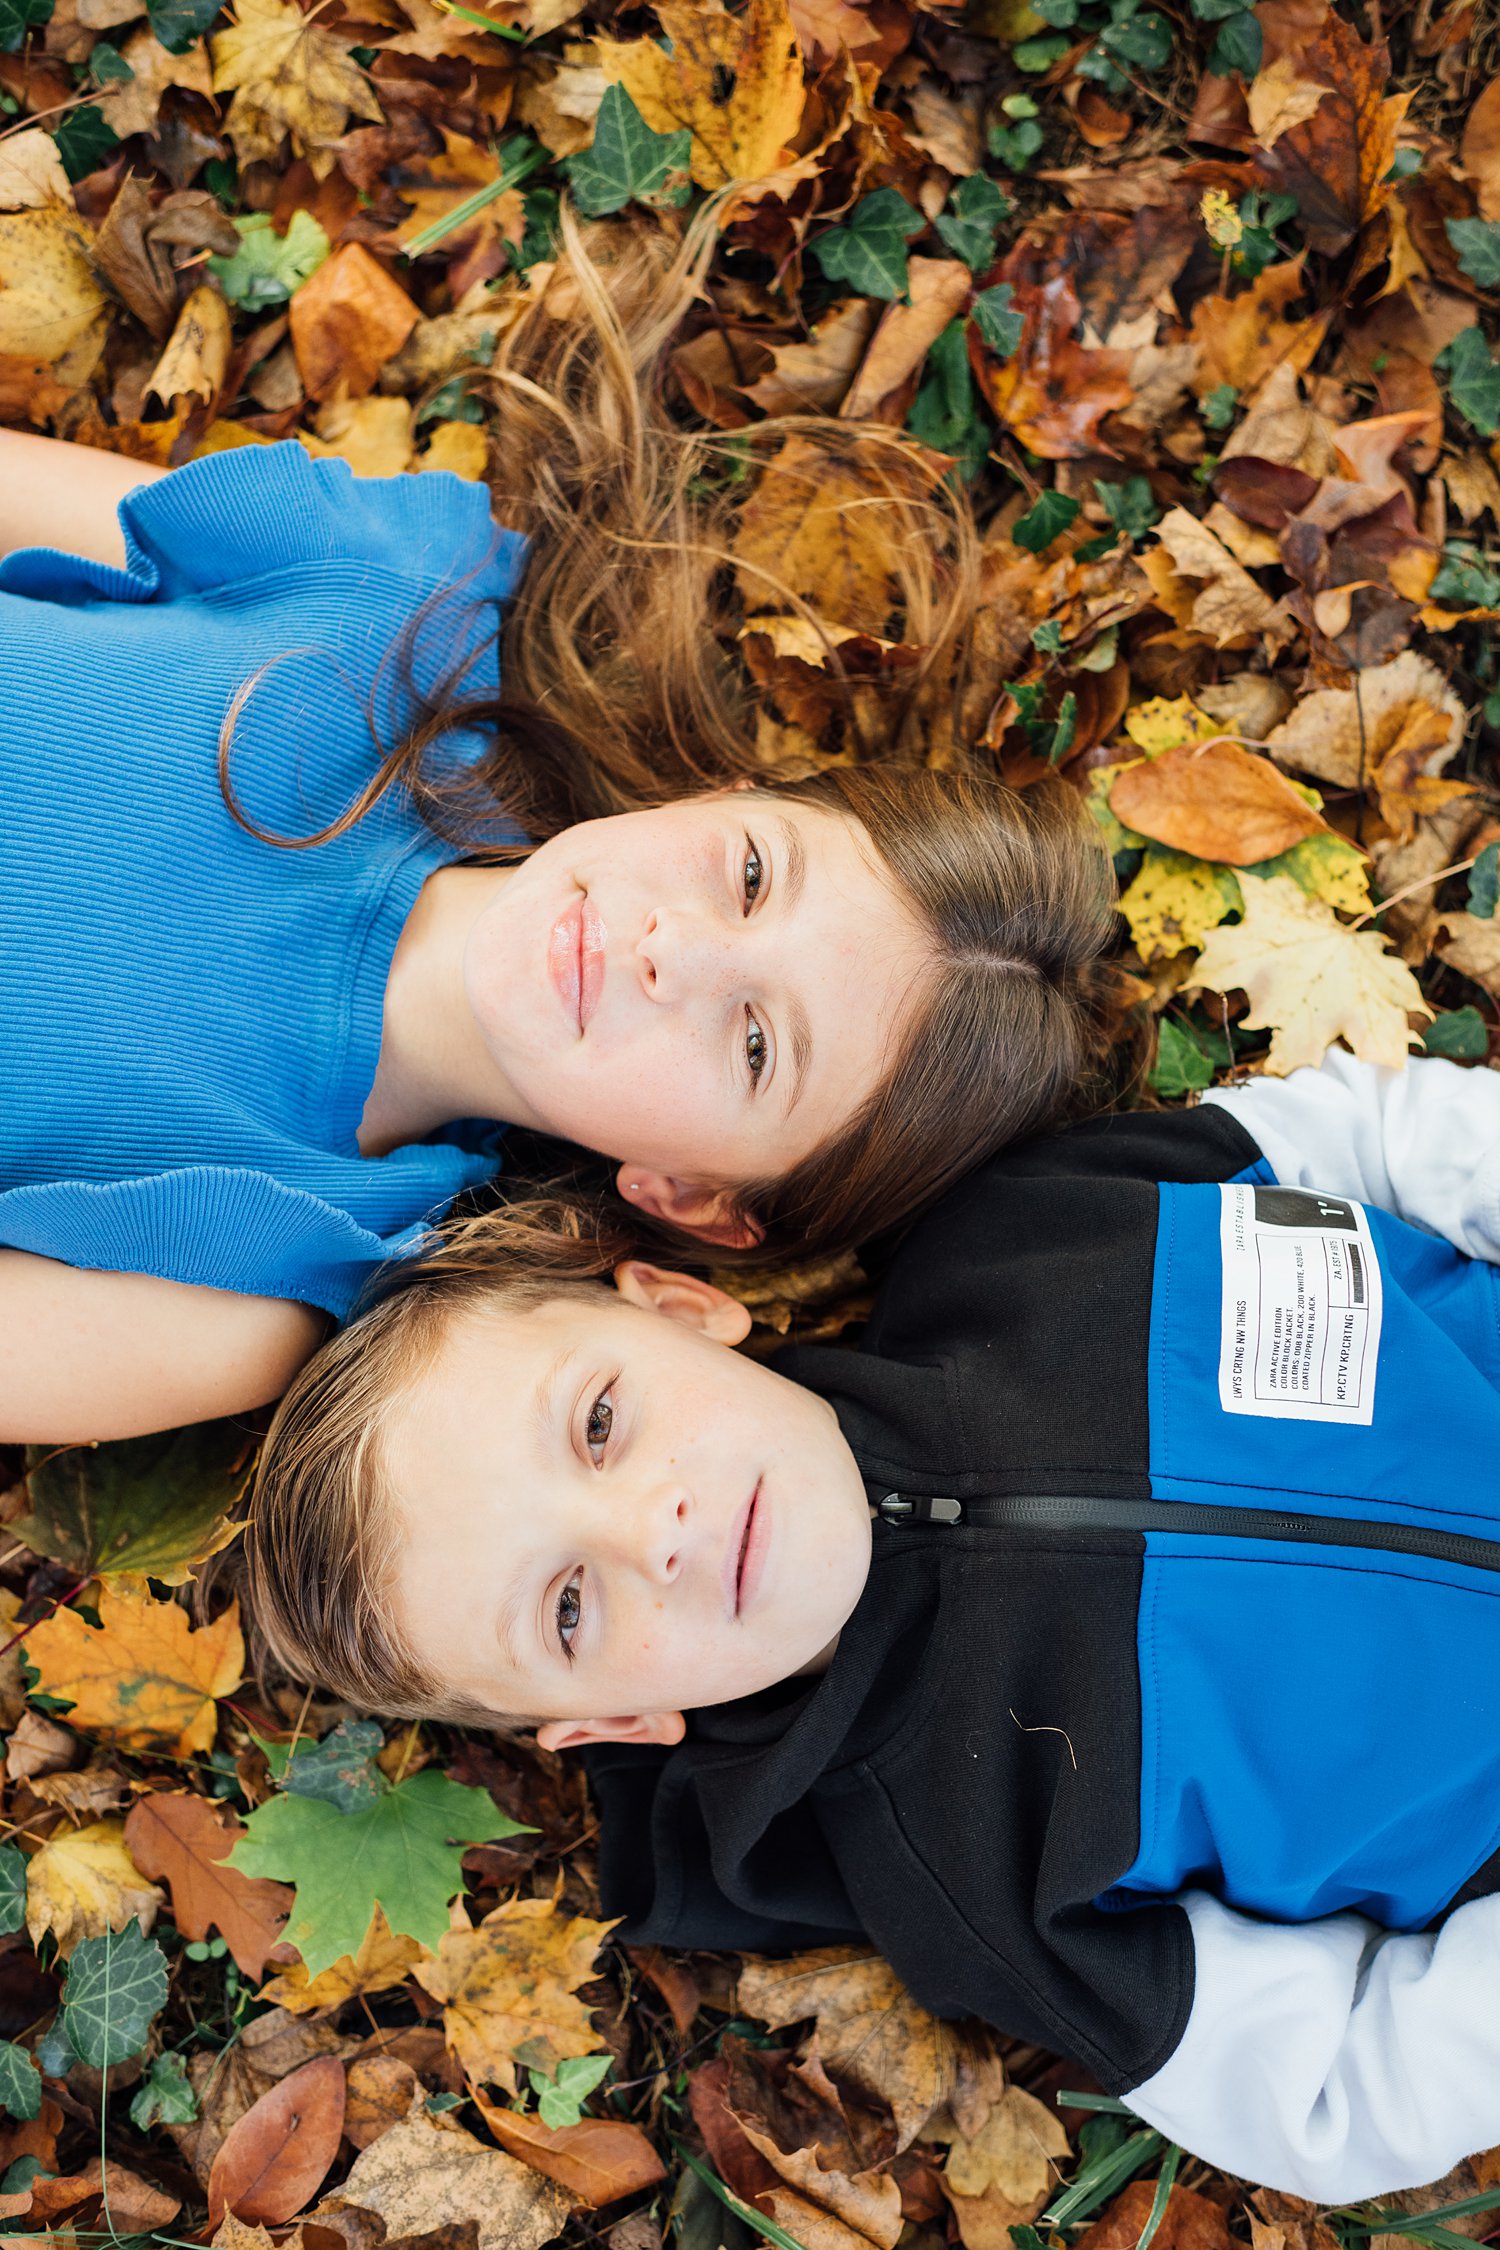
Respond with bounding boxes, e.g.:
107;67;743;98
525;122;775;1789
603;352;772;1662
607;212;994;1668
875;1490;1500;1576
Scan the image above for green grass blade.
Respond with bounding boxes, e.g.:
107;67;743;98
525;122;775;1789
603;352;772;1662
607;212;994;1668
404;138;548;257
673;2142;812;2250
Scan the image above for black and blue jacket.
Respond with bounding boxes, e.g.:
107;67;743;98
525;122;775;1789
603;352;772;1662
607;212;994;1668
586;1052;1500;2204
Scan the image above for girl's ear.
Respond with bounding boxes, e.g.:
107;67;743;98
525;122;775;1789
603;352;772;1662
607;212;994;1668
614;1260;752;1345
615;1166;765;1250
536;1711;687;1754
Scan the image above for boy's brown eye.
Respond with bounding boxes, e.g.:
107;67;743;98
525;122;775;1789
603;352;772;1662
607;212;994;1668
586;1391;614;1461
557;1575;583;1652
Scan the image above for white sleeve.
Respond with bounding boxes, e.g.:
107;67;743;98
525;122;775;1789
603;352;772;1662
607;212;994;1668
1203;1050;1500;1262
1125;1889;1500;2202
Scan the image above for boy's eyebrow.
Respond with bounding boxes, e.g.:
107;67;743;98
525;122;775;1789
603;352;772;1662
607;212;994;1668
494;1577;527;1677
532;1346;580;1456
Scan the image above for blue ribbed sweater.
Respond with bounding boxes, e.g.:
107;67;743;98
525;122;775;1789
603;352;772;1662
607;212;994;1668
0;442;527;1317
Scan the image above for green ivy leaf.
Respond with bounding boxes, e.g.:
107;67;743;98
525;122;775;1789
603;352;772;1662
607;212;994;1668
279;1719;386;1812
230;1768;528;1979
88;39;134;83
1013;30;1071;68
1202;382;1237;430
1048;688;1078;764
0;2043;41;2124
989;116;1044;171
53;103;120;182
511;183;560;273
207;209;331;310
1096;473;1160;540
1438;326;1500;437
1151;1018;1214;1096
1208;9;1262;74
0;1847;25;1939
531;2053;612;2128
810;188;924;301
906;320;988;480
1099;9;1171;66
1423;1006;1490;1060
1428;542;1500;609
1032;617;1065;653
972;281;1024;357
63;1925;169;2071
1469;841;1500;919
1444;218;1500;290
18;1421;250;1587
932;171;1010;271
145;0;221;48
1012;488;1080;553
129;2049;199;2131
0;0;50;53
565;82;691;219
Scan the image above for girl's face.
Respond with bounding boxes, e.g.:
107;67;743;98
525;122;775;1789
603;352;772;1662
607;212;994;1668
463;795;928;1242
381;1267;873;1745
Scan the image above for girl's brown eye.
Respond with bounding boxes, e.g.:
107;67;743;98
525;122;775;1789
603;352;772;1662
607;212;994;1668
746;1011;768;1082
586;1391;614;1461
742;839;764;911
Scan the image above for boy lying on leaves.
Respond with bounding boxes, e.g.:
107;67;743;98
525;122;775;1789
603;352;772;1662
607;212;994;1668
249;1047;1500;2205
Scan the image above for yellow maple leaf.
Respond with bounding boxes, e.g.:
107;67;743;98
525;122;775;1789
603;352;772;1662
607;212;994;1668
599;0;805;191
1119;848;1241;961
1122;696;1222;759
0;206;107;364
414;1895;616;2093
23;1585;244;1758
210;0;384;170
260;1904;432;2013
25;1817;162;1957
1193;871;1429;1076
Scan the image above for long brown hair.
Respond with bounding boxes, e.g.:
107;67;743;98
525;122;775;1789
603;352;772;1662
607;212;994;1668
223;202;1127;1263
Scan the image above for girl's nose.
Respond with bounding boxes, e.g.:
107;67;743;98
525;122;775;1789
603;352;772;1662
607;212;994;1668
635;908;734;1004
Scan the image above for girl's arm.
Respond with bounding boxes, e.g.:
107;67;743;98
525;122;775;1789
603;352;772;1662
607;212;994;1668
1125;1887;1500;2202
0;432;166;568
0;1251;327;1441
1203;1047;1500;1261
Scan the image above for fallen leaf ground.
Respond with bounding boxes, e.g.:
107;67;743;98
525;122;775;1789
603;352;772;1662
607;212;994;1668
3;0;1500;2238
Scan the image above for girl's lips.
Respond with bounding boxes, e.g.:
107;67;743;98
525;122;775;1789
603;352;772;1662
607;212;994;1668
548;897;607;1031
724;1479;769;1619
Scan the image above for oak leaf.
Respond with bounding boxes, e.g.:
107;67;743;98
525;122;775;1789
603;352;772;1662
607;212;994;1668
1110;739;1326;866
414;1896;616;2092
260;1904;433;2012
24;1818;162;1957
337;2103;573;2250
208;2055;346;2227
211;0;384;172
23;1585;244;1758
472;2093;668;2206
598;0;805;191
125;1792;291;1981
1193;870;1428;1074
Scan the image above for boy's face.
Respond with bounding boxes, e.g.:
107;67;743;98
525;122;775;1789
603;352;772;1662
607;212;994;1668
381;1269;873;1749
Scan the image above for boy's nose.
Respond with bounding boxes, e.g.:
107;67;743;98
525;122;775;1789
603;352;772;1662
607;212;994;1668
598;1481;691;1584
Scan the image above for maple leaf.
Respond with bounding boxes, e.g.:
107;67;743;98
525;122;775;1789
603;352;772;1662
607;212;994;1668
598;0;804;192
23;1586;244;1758
210;0;384;172
413;1894;616;2092
229;1768;523;1978
17;1422;246;1587
124;1792;291;1980
737;1947;959;2152
259;1902;433;2011
733;433;941;637
1193;870;1429;1075
25;1817;162;1956
1250;10;1410;256
97;25;213;140
1189;259;1331;403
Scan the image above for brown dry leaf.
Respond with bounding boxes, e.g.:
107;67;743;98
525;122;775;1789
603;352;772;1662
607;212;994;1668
1266;649;1466;790
745;2130;901;2246
29;2158;180;2230
125;1790;291;1980
211;0;384;171
1459;71;1500;222
1154;507;1294;648
1437;912;1500;1001
1078;2179;1232;2250
337;2104;573;2250
1193;870;1429;1074
171;2008;354;2185
23;1584;244;1758
0;205;106;364
261;1904;433;2013
300;393;415;473
25;1816;162;1956
761;2188;882;2250
744;300;879;416
1111;739;1326;865
1441;452;1500;526
147;284;232;409
0;1590;27;1731
733;432;933;635
344;2057;422;2150
208;2055;347;2227
290;241;418;401
515;44;608;156
1247;55;1328;150
972;273;1133;460
599;0;805;191
1220;363;1338;476
737;1948;957;2151
414;1896;615;2094
1190;259;1331;401
787;0;890;65
932;2084;1069;2210
5;1706;75;1781
1252;9;1411;255
841;257;969;423
0;127;71;209
30;1762;131;1818
472;2093;668;2207
99;26;213;139
387;130;524;263
212;2219;279;2250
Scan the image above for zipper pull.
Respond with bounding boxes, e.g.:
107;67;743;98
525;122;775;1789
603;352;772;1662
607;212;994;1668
878;1492;964;1526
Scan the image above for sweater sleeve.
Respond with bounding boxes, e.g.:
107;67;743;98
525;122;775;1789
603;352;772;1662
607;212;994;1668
1124;1888;1500;2203
1203;1050;1500;1262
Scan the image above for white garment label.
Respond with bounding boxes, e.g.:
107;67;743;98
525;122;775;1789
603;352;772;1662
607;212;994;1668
1217;1182;1383;1424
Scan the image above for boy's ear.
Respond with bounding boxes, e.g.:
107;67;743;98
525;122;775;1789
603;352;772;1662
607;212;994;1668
615;1166;765;1250
614;1260;752;1346
535;1711;687;1754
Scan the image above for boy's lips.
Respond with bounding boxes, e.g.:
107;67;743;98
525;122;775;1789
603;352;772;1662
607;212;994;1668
547;896;607;1031
724;1478;769;1619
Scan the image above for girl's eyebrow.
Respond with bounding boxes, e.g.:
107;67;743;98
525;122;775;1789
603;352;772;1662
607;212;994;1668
774;817;807;911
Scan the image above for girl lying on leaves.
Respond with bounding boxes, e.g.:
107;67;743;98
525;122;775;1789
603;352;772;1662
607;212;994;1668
0;211;1118;1446
248;1044;1500;2208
